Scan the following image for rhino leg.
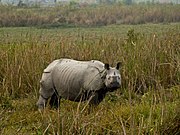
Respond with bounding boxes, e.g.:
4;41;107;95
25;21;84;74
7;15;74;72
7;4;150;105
89;90;107;106
89;93;99;105
49;92;61;109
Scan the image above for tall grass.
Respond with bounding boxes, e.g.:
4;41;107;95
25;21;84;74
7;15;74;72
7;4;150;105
0;25;179;97
0;24;179;134
0;4;180;27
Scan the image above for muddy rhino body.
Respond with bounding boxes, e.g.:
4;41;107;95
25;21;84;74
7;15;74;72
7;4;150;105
37;58;121;110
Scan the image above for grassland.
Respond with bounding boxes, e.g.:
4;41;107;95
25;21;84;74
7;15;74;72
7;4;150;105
0;4;180;27
0;23;180;134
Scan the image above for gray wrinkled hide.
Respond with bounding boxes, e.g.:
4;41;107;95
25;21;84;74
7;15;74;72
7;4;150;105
37;59;108;109
52;59;105;101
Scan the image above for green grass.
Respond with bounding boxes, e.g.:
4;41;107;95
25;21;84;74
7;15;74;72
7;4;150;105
0;86;179;134
0;23;180;134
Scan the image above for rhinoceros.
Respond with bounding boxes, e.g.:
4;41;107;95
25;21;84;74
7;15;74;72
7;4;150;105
37;58;121;110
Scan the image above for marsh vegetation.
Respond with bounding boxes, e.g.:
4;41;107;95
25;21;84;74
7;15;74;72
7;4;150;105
0;3;180;134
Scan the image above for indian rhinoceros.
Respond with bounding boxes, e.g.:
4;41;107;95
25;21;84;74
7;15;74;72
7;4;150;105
37;58;121;110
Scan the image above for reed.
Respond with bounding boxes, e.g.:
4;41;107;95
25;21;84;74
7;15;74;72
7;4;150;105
0;24;179;134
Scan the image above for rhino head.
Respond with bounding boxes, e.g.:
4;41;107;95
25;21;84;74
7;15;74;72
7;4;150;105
104;62;121;91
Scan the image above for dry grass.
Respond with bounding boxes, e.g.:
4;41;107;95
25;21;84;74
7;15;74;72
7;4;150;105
0;4;180;27
0;23;180;134
0;24;179;97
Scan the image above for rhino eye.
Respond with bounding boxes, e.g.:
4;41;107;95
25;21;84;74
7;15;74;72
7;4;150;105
108;77;111;80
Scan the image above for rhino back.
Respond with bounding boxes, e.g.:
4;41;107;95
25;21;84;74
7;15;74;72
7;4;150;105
43;59;62;73
51;59;105;101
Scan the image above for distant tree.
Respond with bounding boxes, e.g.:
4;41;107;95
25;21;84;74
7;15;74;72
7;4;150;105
96;0;101;3
97;0;117;4
17;0;27;7
177;0;179;4
124;0;132;5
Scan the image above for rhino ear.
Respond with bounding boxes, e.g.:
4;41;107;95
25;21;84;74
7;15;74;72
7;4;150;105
116;62;122;70
104;63;110;70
